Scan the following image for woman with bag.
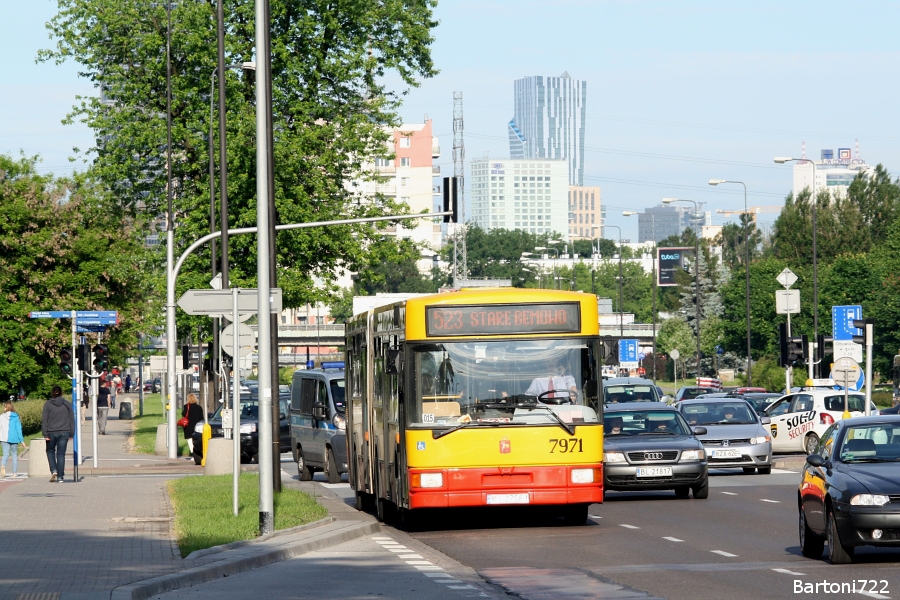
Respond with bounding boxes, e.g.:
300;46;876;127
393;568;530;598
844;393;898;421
0;401;25;478
180;394;204;457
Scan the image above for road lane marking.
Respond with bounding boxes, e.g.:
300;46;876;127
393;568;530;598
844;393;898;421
415;565;444;570
711;550;738;557
424;573;453;578
389;548;410;552
619;524;640;529
589;515;602;519
760;499;780;503
771;568;805;576
662;537;683;542
406;560;433;565
720;491;738;495
771;468;797;474
448;586;477;590
859;591;890;600
399;554;423;559
372;537;394;541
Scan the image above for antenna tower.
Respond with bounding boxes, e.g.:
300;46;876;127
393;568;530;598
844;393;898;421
452;91;467;284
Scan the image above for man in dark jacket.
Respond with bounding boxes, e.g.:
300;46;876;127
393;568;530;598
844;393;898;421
42;385;75;483
97;381;111;435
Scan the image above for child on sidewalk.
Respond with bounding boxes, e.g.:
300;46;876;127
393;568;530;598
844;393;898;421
0;401;25;478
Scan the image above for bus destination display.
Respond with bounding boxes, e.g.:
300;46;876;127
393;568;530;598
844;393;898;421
425;303;581;336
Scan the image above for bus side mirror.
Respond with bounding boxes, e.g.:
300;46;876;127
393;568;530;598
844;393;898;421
386;347;401;375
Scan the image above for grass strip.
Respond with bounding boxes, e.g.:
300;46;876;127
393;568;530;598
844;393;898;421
168;473;327;557
132;393;187;456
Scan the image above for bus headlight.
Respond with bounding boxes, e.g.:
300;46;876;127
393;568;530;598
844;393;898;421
604;452;626;464
680;449;705;461
571;468;595;483
411;472;443;488
333;414;346;431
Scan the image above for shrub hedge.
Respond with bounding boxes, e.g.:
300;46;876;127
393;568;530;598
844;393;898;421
13;399;47;436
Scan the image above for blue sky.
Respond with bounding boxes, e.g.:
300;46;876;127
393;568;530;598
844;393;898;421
5;0;900;240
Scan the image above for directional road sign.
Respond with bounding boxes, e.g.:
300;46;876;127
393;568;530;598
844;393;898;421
619;339;639;368
670;348;680;360
832;356;862;390
177;288;282;318
776;268;797;289
832;305;863;362
221;323;254;357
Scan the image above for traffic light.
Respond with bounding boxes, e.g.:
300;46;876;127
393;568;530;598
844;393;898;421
852;319;874;346
77;343;90;371
815;334;827;379
182;345;190;371
59;347;74;376
92;344;109;372
442;176;459;223
778;323;807;367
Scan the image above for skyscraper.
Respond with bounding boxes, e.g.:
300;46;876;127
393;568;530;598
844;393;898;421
508;73;587;186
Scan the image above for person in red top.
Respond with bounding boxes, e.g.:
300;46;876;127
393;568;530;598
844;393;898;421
637;366;646;377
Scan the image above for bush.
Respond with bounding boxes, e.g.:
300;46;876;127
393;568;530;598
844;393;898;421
751;358;786;393
14;398;46;436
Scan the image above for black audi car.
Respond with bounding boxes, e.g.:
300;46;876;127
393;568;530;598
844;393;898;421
603;402;709;499
799;415;900;564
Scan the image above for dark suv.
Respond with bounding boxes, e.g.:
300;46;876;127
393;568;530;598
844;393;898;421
191;393;291;464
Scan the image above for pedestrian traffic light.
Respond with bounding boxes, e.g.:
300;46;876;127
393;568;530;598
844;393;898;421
92;344;109;371
852;319;874;346
442;176;459;223
77;343;90;371
59;347;74;376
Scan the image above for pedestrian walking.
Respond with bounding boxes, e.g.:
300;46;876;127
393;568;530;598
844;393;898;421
0;401;25;478
109;374;119;409
181;393;204;456
97;381;111;435
125;374;132;393
42;385;74;483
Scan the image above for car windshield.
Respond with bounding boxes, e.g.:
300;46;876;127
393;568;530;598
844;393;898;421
680;387;713;400
330;378;346;412
408;338;601;428
604;384;659;404
681;402;757;425
212;396;258;420
604;410;690;436
839;424;900;462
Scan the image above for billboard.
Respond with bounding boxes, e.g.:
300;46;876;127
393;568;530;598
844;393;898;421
657;247;693;287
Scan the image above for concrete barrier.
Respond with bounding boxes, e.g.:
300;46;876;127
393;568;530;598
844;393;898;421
28;439;51;478
118;400;133;420
154;424;168;456
204;438;234;476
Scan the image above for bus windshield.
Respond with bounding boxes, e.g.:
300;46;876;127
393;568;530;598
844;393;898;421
408;338;601;428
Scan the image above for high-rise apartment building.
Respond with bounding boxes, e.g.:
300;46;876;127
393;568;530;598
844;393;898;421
567;186;603;240
508;73;587;186
637;205;710;243
470;158;569;239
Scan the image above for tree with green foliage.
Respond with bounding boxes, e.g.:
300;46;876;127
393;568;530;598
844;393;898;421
0;154;148;396
656;317;695;380
40;0;440;343
715;214;761;272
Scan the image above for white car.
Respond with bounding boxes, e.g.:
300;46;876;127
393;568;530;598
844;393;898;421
763;389;879;454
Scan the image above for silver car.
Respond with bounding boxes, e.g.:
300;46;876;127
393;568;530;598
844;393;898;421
678;398;773;474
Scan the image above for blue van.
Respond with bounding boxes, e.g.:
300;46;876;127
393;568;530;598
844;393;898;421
290;367;347;483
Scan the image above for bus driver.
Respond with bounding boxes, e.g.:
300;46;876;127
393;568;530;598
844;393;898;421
525;356;577;403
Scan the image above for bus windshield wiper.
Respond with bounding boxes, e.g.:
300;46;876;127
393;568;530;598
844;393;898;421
432;420;504;439
518;405;575;436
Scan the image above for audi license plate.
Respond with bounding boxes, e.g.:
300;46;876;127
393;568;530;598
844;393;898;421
636;467;672;477
712;449;741;459
486;493;530;505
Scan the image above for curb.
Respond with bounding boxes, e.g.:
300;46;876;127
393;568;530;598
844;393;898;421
110;520;381;600
183;516;337;560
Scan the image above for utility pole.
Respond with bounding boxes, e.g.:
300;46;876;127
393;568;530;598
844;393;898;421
451;91;467;285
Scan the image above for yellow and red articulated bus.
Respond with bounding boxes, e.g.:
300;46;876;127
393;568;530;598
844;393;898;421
345;288;604;526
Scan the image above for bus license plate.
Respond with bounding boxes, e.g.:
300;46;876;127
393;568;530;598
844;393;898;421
486;493;530;505
636;467;672;477
712;450;741;459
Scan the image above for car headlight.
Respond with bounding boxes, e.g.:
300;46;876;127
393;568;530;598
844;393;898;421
411;472;443;488
680;449;706;461
571;468;595;483
239;423;257;434
750;436;771;445
333;413;346;431
850;494;890;506
194;422;206;434
604;451;627;464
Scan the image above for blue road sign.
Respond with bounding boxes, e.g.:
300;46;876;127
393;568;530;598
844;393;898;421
638;352;646;361
30;310;118;322
832;305;862;341
77;325;107;333
715;345;724;355
75;318;118;325
619;339;639;365
29;311;73;318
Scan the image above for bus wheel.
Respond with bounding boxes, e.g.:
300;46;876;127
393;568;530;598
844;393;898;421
377;498;398;524
355;491;372;512
563;503;589;525
400;508;423;531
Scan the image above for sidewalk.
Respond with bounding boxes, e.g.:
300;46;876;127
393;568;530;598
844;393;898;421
0;396;469;600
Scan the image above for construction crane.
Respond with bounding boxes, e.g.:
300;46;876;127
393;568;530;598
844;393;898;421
715;206;781;224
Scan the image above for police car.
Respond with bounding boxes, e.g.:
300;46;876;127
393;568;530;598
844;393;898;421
764;387;880;454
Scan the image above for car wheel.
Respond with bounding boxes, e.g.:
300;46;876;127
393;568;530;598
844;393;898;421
799;508;825;558
804;433;820;455
742;467;757;474
758;466;772;475
827;510;854;564
324;447;341;484
674;486;690;498
562;503;589;525
297;448;314;481
692;477;709;499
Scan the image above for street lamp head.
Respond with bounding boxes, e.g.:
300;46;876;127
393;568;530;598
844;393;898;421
773;157;793;164
547;239;562;245
661;198;677;204
520;251;533;257
622;211;638;216
708;179;726;186
534;246;546;251
242;61;257;71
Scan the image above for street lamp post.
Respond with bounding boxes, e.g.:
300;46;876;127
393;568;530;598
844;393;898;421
535;246;559;289
604;225;624;342
662;198;702;377
775;157;819;376
709;179;752;386
624;211;657;383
